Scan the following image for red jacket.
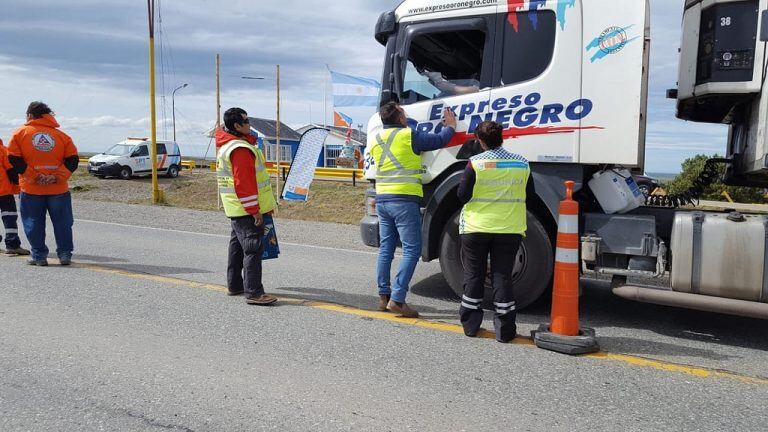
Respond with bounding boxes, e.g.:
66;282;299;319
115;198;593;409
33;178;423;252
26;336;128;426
0;140;20;196
216;128;261;216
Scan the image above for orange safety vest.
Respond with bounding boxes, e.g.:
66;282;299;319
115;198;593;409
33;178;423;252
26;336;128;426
0;141;20;196
8;114;78;195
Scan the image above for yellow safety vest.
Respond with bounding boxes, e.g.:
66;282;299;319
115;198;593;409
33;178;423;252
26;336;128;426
460;155;529;235
216;140;277;218
370;128;423;197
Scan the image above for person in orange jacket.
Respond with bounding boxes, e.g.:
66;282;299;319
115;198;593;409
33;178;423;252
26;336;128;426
0;139;30;256
8;102;79;266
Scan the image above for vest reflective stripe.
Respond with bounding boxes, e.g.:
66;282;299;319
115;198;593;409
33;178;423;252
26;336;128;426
216;140;277;218
460;156;529;235
370;128;423;197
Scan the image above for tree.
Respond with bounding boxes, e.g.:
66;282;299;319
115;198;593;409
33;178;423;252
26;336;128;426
666;154;765;203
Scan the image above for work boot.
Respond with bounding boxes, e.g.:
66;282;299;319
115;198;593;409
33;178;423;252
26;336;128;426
227;288;245;296
377;295;390;312
27;258;49;267
387;300;419;318
5;247;30;256
246;294;278;306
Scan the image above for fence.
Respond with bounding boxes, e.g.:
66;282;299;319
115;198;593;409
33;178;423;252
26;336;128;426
79;157;364;184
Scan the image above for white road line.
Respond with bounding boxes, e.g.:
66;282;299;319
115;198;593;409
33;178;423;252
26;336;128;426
74;218;381;256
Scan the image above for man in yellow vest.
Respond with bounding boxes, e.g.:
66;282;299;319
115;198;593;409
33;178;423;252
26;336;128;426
216;107;277;305
371;102;456;317
456;121;534;342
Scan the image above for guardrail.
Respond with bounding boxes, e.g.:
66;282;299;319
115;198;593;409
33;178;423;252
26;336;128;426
78;157;365;184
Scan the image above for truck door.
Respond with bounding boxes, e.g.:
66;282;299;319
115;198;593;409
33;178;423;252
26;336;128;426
156;143;168;171
489;2;583;163
391;13;496;183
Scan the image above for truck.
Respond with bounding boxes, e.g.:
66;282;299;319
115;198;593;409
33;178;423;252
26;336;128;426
360;0;768;319
87;138;182;180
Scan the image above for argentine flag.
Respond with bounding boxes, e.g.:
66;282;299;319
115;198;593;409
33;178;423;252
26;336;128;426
330;70;381;107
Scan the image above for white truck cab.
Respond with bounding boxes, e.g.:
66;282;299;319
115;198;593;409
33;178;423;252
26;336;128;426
362;0;768;319
88;138;182;180
363;0;651;308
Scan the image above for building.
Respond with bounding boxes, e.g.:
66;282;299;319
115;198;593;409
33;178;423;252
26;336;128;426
294;124;367;168
206;117;302;165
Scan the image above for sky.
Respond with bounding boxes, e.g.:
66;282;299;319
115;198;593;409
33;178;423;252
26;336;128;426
0;0;727;173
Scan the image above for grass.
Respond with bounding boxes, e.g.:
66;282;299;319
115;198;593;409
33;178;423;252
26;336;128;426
164;174;367;225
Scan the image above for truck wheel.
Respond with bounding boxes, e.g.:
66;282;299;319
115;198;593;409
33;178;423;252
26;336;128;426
119;166;132;180
166;165;180;178
439;210;554;310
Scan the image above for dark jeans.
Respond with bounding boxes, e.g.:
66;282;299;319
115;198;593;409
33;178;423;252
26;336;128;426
0;195;21;249
460;233;522;342
19;192;74;261
228;215;265;297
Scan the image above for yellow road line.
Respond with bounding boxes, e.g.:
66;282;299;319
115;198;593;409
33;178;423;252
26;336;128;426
47;260;767;386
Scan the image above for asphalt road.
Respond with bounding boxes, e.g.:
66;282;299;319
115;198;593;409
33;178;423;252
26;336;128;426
1;199;767;431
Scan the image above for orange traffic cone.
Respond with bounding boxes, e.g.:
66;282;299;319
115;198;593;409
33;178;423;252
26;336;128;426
532;181;599;355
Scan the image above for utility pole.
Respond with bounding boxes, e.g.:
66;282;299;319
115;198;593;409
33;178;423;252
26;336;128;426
147;0;162;204
216;54;221;127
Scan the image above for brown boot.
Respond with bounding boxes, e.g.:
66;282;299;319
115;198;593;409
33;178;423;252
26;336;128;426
387;300;419;318
377;295;390;312
246;294;278;306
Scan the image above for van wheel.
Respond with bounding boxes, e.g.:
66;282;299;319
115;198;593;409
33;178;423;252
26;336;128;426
119;166;132;180
166;165;180;178
439;210;554;310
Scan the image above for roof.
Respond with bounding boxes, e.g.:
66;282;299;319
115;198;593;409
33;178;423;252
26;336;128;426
295;124;367;145
248;117;302;141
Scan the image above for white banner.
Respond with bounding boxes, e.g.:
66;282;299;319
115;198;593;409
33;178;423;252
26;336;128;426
282;127;330;201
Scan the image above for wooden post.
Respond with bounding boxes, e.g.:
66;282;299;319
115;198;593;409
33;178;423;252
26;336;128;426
276;64;282;200
147;0;162;204
216;54;221;210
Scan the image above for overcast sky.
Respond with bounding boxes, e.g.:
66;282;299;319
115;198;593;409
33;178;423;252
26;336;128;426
0;0;726;173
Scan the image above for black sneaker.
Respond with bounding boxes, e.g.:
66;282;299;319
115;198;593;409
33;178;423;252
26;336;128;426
27;259;49;267
59;256;72;266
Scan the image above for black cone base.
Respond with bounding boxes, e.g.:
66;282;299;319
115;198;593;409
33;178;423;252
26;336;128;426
531;324;599;355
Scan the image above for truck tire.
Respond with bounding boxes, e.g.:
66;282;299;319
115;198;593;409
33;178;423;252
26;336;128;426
166;165;180;178
439;210;554;310
119;166;132;180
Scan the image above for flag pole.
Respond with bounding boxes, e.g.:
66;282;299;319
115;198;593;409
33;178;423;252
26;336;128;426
276;64;282;201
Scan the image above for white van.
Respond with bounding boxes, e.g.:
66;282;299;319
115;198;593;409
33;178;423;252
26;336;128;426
87;138;182;180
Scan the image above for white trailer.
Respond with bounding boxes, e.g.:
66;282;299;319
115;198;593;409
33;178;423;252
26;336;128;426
360;0;768;318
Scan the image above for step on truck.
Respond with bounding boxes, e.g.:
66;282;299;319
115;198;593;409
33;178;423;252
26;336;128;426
360;0;768;319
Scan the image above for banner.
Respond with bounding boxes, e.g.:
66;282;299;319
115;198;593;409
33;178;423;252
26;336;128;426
282;127;330;201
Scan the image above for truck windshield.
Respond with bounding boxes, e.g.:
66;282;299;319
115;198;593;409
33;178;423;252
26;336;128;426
105;144;136;156
401;29;485;104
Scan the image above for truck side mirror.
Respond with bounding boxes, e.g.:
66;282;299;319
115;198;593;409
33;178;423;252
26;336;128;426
761;10;768;41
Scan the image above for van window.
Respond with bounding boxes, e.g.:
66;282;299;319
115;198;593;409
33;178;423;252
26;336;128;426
134;145;149;157
401;29;486;104
156;143;167;155
500;11;556;86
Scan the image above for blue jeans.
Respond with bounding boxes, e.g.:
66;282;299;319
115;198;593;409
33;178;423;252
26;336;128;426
19;192;74;261
376;200;422;304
